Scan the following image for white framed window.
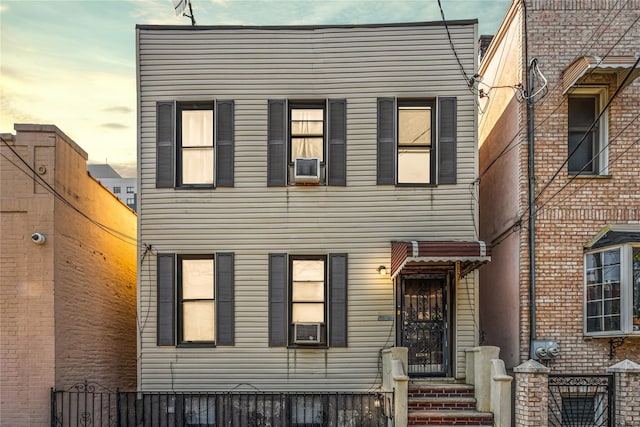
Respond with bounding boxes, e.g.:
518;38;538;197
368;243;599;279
584;244;640;336
568;87;608;175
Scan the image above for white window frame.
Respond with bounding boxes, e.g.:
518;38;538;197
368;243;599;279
568;86;608;176
584;243;639;337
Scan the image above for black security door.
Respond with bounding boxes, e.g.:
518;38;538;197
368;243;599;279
400;276;448;376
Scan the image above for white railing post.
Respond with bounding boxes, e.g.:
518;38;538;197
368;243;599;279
382;347;409;427
490;358;512;427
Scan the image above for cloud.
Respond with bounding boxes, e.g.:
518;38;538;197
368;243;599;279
104;106;133;114
101;123;128;130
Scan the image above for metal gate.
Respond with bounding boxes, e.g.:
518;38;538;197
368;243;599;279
400;276;448;376
51;381;116;427
548;374;614;427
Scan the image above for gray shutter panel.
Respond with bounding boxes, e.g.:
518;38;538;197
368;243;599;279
438;97;457;184
269;253;288;346
328;99;347;186
157;253;176;346
156;102;175;188
216;100;234;187
267;100;287;186
216;253;234;345
377;98;395;184
329;253;348;347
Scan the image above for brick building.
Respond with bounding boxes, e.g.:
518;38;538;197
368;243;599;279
0;124;137;426
478;1;640;425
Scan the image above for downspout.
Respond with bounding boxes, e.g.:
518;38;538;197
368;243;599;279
522;0;537;349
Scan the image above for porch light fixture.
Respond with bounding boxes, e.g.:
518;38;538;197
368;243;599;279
377;265;387;276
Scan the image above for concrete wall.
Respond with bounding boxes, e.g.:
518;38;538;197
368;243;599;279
0;124;137;426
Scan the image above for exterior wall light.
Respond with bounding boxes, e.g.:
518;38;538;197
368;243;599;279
377;265;387;276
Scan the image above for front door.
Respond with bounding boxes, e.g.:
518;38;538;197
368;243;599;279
399;276;449;376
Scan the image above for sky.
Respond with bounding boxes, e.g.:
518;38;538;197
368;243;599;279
0;0;511;177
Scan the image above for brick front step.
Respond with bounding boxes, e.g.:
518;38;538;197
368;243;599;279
408;384;475;399
407;410;494;426
408;396;477;410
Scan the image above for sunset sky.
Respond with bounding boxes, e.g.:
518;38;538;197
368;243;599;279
0;0;510;177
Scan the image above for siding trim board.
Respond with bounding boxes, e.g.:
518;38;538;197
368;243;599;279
136;20;478;31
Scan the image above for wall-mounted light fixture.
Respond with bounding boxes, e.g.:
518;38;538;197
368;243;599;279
377;265;387;276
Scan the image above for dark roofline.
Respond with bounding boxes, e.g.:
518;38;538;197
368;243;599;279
136;19;477;31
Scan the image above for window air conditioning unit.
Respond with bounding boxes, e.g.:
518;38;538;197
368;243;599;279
294;323;321;344
293;158;320;184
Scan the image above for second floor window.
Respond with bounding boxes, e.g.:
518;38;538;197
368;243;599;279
568;87;607;175
113;186;121;193
156;100;234;189
126;186;134;193
267;99;346;186
377;97;457;186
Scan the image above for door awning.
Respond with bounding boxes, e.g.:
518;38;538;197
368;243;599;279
562;55;640;94
391;240;491;279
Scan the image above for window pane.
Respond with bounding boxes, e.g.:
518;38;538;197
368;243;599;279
182;147;214;184
292;121;324;136
183;301;215;341
291;138;323;161
568;96;596;127
292;281;324;302
291;109;323;121
399;107;431;146
182;259;214;299
604;315;620;331
587;284;602;301
587;317;601;333
587;301;601;317
292;303;325;323
604;299;620;315
292;260;325;281
568;131;595;173
398;148;430;184
603;249;620;266
182;110;213;147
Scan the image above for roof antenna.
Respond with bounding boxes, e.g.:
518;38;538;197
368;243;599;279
173;0;196;26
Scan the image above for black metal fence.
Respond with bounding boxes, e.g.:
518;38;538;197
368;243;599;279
51;383;392;427
548;374;614;427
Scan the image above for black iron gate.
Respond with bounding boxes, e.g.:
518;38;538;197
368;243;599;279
400;276;448;376
548;374;614;427
51;381;117;427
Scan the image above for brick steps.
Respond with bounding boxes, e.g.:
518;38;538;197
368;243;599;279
407;382;493;427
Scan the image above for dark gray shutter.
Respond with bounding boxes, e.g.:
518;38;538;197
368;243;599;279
156;102;175;188
377;98;395;184
329;253;348;347
438;97;457;184
269;253;288;346
328;99;347;186
216;253;235;345
267;100;287;186
157;253;176;346
216;100;234;187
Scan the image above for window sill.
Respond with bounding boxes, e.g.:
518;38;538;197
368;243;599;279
287;344;329;350
395;183;437;188
177;342;217;348
583;332;640;339
175;185;215;190
569;174;612;179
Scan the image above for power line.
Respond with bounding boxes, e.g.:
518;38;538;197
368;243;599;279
1;135;140;247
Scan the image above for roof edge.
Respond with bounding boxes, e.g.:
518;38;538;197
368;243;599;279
136;19;478;31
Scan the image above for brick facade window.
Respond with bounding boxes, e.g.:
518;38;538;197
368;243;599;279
585;244;640;336
568;87;608;176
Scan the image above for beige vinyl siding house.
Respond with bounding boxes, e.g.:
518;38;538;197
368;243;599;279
137;21;484;392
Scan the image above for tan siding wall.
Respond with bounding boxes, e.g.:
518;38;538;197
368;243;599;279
138;23;479;390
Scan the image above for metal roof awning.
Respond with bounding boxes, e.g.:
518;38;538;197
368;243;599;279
584;224;640;251
391;240;491;279
562;55;640;94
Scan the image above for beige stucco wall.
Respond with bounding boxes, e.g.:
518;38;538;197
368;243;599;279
0;124;137;426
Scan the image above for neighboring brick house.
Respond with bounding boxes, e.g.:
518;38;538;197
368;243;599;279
135;20;505;425
0;124;137;427
479;0;639;424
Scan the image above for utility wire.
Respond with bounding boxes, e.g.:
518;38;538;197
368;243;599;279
1;135;139;247
532;55;640;207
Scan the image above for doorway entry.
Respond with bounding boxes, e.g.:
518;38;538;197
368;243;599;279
399;275;450;376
